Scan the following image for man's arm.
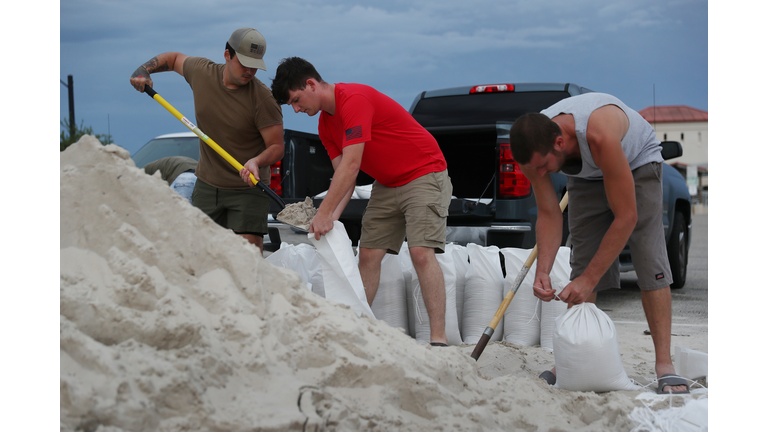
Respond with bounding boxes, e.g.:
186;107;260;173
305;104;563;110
519;164;562;301
560;105;637;304
309;142;364;239
329;155;357;221
130;52;189;92
240;124;286;185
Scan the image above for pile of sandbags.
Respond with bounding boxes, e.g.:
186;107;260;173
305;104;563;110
267;229;573;346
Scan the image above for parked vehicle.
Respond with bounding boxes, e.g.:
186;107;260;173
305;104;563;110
273;83;691;288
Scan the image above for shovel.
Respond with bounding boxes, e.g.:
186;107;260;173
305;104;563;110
142;85;286;209
470;192;568;361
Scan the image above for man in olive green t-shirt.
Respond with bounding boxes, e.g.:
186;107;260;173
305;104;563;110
130;27;284;254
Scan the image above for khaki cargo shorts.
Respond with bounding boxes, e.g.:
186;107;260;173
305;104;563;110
360;170;452;254
191;179;270;236
567;162;672;291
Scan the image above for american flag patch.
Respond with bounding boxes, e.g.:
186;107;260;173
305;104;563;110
345;125;363;141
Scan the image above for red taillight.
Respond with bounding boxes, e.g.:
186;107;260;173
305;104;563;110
270;160;282;196
499;142;530;198
470;84;515;93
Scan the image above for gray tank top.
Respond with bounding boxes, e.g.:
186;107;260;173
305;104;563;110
540;93;662;180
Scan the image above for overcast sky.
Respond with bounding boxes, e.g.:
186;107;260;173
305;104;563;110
59;0;709;155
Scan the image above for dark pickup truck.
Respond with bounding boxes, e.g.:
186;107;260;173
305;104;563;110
272;83;691;288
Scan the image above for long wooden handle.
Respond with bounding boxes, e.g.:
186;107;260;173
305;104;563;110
471;192;568;361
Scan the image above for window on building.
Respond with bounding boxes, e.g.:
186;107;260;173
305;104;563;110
681;133;684;140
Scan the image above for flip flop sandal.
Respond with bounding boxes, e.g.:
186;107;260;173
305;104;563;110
539;370;556;386
656;373;690;394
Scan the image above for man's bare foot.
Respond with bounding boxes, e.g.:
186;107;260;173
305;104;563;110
656;363;688;393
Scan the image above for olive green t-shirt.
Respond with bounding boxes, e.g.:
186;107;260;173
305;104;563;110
183;56;283;189
143;156;198;185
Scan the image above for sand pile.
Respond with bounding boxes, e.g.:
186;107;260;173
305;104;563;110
60;136;706;432
277;197;317;231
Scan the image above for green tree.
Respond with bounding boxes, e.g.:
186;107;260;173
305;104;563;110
60;118;113;151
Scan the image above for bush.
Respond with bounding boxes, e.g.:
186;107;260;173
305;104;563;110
60;118;113;151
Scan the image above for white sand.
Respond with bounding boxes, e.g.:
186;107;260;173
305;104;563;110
276;197;317;231
60;136;707;432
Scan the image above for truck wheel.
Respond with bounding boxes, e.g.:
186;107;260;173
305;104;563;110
667;211;688;289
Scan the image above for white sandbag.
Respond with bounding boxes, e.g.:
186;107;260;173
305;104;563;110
448;243;469;338
310;221;374;318
500;247;540;346
400;244;462;345
462;244;505;344
265;242;313;291
314;184;372;199
540;247;573;350
293;243;325;298
553;303;639;392
540;280;568;352
674;345;708;380
370;253;409;331
629;396;708;432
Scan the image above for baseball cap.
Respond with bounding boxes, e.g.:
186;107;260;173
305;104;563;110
227;27;267;70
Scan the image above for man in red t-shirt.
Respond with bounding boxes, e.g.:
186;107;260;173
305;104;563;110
272;57;453;346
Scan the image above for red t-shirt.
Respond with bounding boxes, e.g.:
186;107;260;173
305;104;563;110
318;83;446;187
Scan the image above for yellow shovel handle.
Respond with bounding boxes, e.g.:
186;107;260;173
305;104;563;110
143;85;285;208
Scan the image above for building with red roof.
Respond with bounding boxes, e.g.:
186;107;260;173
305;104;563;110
638;105;708;207
638;105;708;167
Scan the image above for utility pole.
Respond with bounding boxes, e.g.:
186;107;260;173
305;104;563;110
60;75;75;138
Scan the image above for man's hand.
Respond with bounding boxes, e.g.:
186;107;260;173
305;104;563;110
130;66;153;92
240;158;261;186
532;273;557;302
557;276;595;305
309;212;334;240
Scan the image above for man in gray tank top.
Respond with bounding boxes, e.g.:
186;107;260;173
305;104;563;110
509;92;689;394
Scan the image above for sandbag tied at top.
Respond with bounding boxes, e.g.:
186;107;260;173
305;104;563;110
553;303;639;392
462;244;505;344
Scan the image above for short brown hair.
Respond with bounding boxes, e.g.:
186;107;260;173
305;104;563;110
508;112;562;165
271;57;323;105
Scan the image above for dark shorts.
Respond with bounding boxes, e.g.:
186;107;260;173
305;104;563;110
191;179;270;236
360;170;452;254
567;162;672;291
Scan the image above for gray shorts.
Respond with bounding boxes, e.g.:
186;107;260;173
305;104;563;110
360;170;452;254
567;162;672;291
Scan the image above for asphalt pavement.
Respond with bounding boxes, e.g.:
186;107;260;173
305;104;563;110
598;212;708;327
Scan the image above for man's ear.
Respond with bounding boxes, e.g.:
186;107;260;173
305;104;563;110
553;135;565;151
224;49;232;62
306;78;317;91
